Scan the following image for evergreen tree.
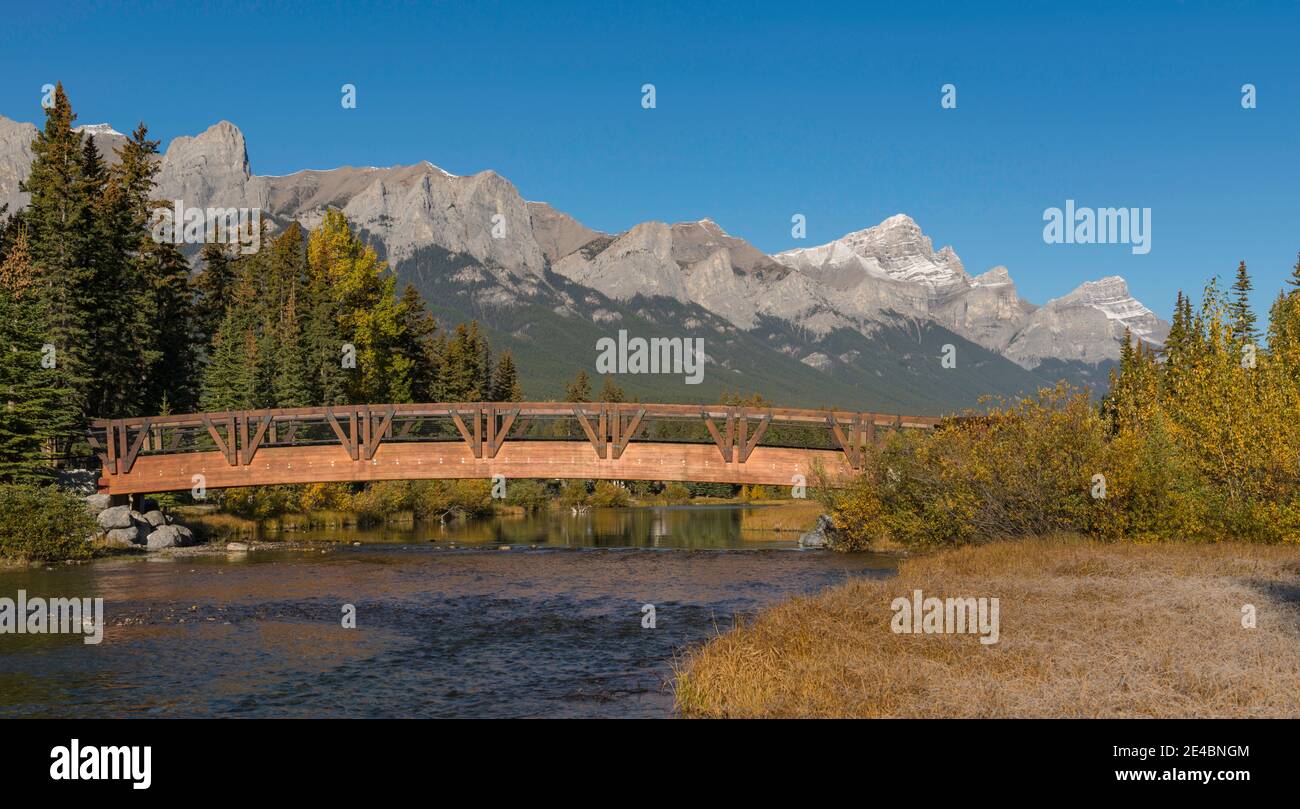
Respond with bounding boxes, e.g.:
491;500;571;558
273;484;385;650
20;83;96;439
491;351;523;401
597;376;625;402
564;369;592;402
194;240;236;356
1229;260;1256;342
0;228;78;482
396;283;442;402
200;271;259;411
139;235;198;412
441;323;481;401
270;285;312;408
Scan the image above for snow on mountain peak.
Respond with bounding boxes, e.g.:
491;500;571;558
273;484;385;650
74;123;123;138
776;213;968;289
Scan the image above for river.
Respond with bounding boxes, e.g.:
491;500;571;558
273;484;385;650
0;506;896;718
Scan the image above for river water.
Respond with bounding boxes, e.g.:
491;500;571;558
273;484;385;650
0;506;896;718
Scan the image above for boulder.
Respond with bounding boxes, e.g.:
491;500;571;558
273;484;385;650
146;525;183;549
84;493;112;515
798;514;836;549
105;526;141;546
174;525;195;546
142;510;168;527
97;505;134;530
226;541;250;552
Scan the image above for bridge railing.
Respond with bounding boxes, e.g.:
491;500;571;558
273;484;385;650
89;402;944;477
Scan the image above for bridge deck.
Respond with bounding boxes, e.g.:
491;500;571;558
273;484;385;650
89;402;944;494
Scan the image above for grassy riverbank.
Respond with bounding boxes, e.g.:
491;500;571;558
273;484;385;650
675;536;1300;718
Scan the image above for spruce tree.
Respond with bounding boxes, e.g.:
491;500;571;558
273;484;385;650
1229;260;1256;342
195;240;236;356
20;83;96;438
564;369;592;402
598;376;625;402
0;228;78;482
491;351;523;401
397;283;442;402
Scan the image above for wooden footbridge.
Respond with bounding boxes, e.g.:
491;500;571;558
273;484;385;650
89;402;943;495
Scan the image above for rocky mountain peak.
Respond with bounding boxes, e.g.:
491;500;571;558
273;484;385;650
972;266;1015;287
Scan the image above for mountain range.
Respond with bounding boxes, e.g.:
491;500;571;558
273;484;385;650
0;115;1169;414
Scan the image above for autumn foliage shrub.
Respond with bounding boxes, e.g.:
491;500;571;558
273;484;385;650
822;263;1300;549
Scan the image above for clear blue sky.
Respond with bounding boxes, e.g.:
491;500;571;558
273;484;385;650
2;0;1298;318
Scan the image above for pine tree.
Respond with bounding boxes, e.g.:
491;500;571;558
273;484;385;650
396;283;442;403
564;369;592;402
20;83;96;439
491;351;523;401
0;228;78;482
1229;260;1256;343
140;237;198;412
200;271;259;411
440;323;481;401
195;240;236;356
597;376;625;402
270;285;312;408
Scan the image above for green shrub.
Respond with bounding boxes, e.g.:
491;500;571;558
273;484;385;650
589;481;631;508
410;479;494;521
215;485;303;520
662;482;691;505
351;480;413;523
559;480;590;508
0;484;96;563
504;479;550;511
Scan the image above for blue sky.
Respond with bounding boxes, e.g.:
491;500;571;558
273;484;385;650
2;0;1298;317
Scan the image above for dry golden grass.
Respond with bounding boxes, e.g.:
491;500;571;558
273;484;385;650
676;536;1300;717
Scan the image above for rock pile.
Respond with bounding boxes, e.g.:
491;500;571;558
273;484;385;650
85;495;197;550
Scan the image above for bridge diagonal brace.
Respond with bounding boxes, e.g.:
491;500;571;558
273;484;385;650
827;413;863;470
202;415;238;466
611;408;646;460
241;413;275;466
572;406;606;459
737;411;771;463
450;407;482;458
326;408;360;461
364;407;395;460
485;408;518;459
118;418;152;475
702;411;734;463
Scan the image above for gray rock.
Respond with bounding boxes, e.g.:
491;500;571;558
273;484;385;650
173;525;196;546
105;526;141;546
226;542;250;552
84;493;112;515
798;514;836;549
142;510;168;527
97;505;134;530
146;525;183;549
